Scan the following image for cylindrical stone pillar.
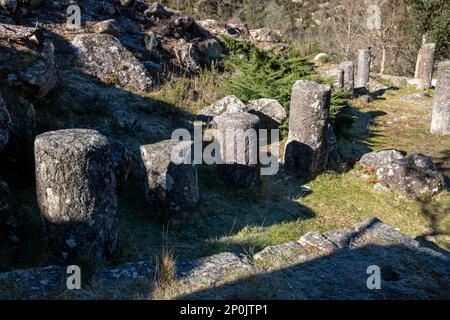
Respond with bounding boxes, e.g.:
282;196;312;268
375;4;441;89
415;43;435;89
0;94;11;152
284;80;331;178
340;61;354;91
34;129;118;263
140;140;199;214
431;61;450;135
215;112;261;187
356;49;371;89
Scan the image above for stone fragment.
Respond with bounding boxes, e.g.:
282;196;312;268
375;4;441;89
0;93;11;152
199;95;247;118
215;112;261;187
359;149;405;169
284;80;330;178
72;34;153;91
21;40;57;99
247;98;287;128
340;60;354;91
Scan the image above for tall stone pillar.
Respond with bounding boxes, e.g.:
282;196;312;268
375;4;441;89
340;61;354;91
215;112;261;187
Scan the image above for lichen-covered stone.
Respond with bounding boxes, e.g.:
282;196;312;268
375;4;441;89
284;80;330;178
0;0;17;14
359;149;405;169
144;2;171;18
355;217;420;249
72;33;153;92
140;140;199;214
0;88;36;168
0;265;66;299
92;19;121;36
414;43;435;89
254;241;312;270
299;232;338;252
215;112;261;187
340;61;354;91
34;129;118;263
431;60;450;135
20;40;57;99
199;95;247;118
376;154;445;200
0;93;11;152
355;49;371;89
177;252;254;285
247;98;287;129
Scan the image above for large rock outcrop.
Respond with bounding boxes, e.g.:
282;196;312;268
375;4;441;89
247;98;287;129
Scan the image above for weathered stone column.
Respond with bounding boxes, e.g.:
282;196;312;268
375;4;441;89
431;60;450;135
340;61;354;91
415;43;436;89
355;49;371;89
284;80;331;178
215;112;261;187
140;140;199;214
35;129;118;263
